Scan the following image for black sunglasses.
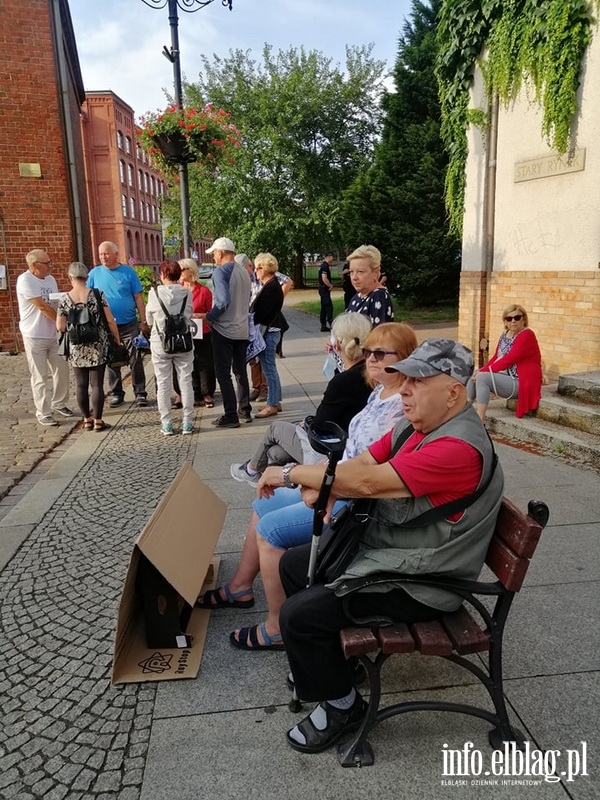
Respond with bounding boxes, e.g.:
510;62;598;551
504;314;523;322
362;348;396;362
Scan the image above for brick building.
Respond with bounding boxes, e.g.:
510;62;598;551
80;92;165;267
0;0;92;353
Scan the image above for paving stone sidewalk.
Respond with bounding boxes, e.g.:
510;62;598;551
0;353;79;499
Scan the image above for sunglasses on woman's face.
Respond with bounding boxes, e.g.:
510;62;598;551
504;314;523;322
362;348;397;362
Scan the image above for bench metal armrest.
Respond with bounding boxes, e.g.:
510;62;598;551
339;572;503;628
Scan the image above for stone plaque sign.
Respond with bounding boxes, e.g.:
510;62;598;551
18;163;42;178
514;149;585;183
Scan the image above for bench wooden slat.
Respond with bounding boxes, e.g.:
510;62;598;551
441;606;490;654
494;497;542;558
377;623;415;654
486;537;530;591
409;620;453;655
340;627;379;658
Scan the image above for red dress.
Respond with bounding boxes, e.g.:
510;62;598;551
480;327;542;417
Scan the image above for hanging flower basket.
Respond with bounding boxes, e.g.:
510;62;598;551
137;103;240;174
151;131;197;165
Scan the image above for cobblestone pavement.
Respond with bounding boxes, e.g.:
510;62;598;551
0;400;200;800
0;353;79;499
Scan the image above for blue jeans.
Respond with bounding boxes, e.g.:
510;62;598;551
258;329;282;406
253;486;346;549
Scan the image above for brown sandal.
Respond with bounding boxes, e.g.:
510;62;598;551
94;421;112;432
83;418;94;431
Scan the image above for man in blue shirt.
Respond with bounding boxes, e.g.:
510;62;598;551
87;241;149;407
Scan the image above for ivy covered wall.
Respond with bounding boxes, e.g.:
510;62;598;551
436;0;599;235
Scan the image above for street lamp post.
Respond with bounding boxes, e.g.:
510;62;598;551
140;0;233;257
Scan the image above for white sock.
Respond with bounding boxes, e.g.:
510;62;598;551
245;462;259;476
288;689;356;745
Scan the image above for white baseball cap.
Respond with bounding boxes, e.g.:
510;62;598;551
206;237;235;254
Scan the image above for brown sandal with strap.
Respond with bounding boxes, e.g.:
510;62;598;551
94;420;112;432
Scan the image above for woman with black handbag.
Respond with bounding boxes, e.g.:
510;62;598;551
56;262;120;432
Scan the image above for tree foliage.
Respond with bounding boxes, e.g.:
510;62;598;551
339;0;460;303
170;45;386;280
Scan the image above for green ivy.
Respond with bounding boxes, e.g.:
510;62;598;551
437;0;599;235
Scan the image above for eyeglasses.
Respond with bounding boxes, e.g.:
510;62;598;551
504;314;523;322
36;260;53;266
362;348;397;362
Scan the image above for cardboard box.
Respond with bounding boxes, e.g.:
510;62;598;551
112;462;226;684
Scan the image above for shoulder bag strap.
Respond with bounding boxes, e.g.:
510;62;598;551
154;286;170;318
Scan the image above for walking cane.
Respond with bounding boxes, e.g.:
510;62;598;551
289;419;347;713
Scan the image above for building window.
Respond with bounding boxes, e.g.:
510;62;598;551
128;164;134;187
125;136;132;154
144;173;149;193
140;200;144;221
151;176;156;196
117;130;124;149
136;143;142;160
122;194;127;217
138;169;143;192
130;197;135;218
119;160;125;184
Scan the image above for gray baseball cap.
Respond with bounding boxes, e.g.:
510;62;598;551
385;338;474;385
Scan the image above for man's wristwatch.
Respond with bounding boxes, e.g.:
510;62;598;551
282;464;298;489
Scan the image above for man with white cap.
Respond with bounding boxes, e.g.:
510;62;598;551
199;237;252;428
259;338;504;754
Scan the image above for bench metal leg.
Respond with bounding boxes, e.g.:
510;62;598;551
337;653;388;767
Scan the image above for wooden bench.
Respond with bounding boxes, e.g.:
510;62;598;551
336;497;550;767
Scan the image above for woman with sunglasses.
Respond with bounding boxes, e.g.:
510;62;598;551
468;304;542;421
197;322;418;651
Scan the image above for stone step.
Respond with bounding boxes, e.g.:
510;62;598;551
507;384;600;436
486;399;600;471
558;370;600;404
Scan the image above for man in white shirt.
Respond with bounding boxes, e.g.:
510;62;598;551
16;250;72;426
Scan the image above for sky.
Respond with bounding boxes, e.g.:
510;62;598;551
68;0;413;121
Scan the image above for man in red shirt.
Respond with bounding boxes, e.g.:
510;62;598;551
259;339;504;754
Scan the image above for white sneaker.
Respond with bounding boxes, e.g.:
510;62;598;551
182;423;194;435
38;415;58;427
230;461;259;485
161;423;175;436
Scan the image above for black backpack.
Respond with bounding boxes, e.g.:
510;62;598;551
154;288;193;354
67;297;99;345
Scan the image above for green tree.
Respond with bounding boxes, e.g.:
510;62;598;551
340;0;460;303
168;45;386;282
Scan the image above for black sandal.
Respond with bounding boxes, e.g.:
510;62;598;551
286;695;367;754
195;584;255;609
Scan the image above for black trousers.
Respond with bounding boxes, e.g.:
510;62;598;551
279;544;441;703
211;328;250;420
319;289;333;327
73;364;106;419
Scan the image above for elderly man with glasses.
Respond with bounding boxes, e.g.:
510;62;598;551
16;249;73;426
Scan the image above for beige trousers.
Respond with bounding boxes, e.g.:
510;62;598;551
22;335;70;419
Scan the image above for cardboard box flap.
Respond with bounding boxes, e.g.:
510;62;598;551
137;461;226;607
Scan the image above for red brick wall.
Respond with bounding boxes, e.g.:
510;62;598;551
0;0;90;352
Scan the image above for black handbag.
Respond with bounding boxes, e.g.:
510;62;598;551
108;341;130;368
315;499;375;584
92;288;130;368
